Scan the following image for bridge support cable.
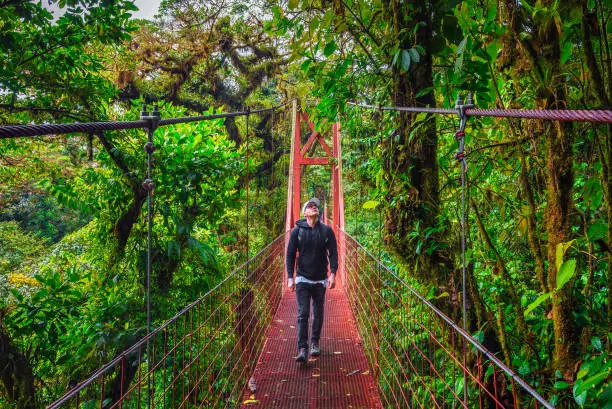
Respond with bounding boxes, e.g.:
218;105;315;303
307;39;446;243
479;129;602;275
347;101;612;123
454;93;474;405
0;100;296;139
341;231;554;409
140;104;161;408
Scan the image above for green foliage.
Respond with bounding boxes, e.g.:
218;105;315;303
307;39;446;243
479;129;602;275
0;221;48;308
0;0;610;407
0;0;137;120
0;193;91;242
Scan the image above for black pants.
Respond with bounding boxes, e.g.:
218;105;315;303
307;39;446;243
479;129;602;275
296;282;326;350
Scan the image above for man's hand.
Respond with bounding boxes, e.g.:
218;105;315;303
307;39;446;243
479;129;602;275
288;278;295;292
328;274;336;289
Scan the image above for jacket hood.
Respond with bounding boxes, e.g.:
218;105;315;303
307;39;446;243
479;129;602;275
296;218;314;228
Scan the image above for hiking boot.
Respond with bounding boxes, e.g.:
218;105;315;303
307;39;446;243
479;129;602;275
310;342;320;357
296;348;308;363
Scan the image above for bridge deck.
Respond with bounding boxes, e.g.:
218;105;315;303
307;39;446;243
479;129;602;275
240;280;384;409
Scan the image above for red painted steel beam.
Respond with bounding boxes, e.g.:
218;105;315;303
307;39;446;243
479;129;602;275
292;107;302;225
299;131;320;156
286;104;341;235
332;122;345;279
300;157;331;165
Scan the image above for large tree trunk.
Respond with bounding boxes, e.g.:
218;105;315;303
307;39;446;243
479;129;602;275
114;188;147;258
383;0;450;288
538;13;578;378
0;327;36;409
545;119;577;377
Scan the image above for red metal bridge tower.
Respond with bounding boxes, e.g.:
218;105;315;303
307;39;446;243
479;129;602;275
284;100;345;235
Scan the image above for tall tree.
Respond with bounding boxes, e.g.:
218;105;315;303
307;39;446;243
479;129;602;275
498;0;580;377
113;0;286;145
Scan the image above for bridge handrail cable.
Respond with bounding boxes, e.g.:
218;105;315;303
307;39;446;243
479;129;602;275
47;232;288;409
341;229;554;409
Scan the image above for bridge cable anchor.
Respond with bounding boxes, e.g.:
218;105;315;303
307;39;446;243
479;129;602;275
454;93;474;170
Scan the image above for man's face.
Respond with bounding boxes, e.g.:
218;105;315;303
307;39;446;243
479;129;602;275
304;202;319;218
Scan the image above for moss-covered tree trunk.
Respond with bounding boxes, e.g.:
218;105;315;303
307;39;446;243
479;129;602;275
383;0;450;288
537;6;578;378
544;119;577;376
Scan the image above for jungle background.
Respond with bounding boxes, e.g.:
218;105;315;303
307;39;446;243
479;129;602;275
0;0;610;408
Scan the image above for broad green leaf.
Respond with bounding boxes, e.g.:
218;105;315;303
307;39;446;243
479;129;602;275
486;41;499;61
391;49;400;68
560;42;572;64
323;41;336;57
575;391;587;407
524;292;552;316
575;371;609;397
555;243;563;270
591;336;603;352
588;222;607;241
408;48;420;63
550;394;559;406
401;49;411;72
415;87;433;98
556;259;576;291
454;54;464;73
168;240;180;259
554;381;569;389
457;37;467;55
288;0;299;10
555;240;575;270
362;200;379;209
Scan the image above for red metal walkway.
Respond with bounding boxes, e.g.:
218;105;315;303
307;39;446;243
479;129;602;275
240;278;383;409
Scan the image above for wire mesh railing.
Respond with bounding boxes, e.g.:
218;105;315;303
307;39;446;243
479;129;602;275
340;231;553;409
47;233;286;409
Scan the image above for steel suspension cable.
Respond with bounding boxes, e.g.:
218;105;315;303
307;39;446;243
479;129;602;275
347;101;612;123
0;100;296;139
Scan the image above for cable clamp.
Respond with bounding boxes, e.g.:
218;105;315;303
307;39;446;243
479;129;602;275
144;141;156;153
142;179;154;191
140;104;161;131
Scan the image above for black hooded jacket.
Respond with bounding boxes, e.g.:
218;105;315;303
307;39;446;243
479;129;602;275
286;219;338;281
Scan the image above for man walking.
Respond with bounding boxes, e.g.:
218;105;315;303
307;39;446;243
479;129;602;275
286;197;338;363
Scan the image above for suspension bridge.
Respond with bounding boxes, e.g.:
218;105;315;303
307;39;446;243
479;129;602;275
2;99;611;409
